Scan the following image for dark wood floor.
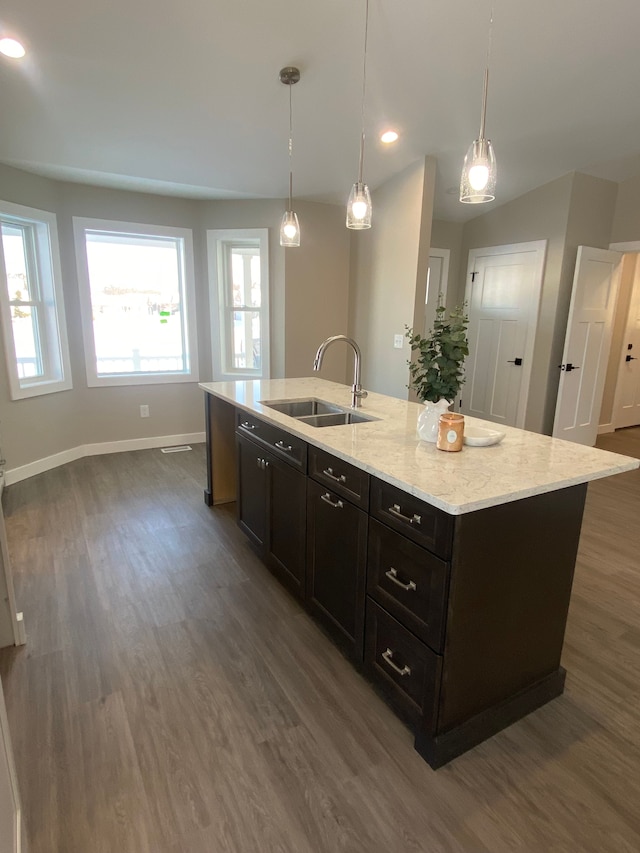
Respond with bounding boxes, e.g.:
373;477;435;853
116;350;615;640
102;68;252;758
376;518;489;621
1;432;639;853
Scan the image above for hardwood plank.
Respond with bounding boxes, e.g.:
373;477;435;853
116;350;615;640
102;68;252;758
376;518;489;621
0;435;639;852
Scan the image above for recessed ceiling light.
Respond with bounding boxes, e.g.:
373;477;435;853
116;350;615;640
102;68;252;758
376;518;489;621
0;38;26;59
380;130;399;144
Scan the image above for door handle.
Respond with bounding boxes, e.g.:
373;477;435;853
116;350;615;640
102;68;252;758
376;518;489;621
388;504;422;526
322;467;347;484
626;355;637;362
275;440;293;452
507;357;523;366
381;648;412;677
385;567;417;592
559;363;580;371
320;492;344;509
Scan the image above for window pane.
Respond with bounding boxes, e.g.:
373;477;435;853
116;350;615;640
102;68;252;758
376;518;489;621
84;232;188;376
11;304;43;378
229;248;261;309
1;223;35;302
231;310;261;370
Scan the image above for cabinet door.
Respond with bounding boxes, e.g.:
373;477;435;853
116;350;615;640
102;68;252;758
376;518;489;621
236;433;267;550
265;453;307;599
306;479;368;661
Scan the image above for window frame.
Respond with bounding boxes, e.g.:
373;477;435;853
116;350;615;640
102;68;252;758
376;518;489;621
73;217;199;387
0;200;72;400
207;228;270;381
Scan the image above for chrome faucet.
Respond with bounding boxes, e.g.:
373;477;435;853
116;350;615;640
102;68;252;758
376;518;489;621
313;335;368;409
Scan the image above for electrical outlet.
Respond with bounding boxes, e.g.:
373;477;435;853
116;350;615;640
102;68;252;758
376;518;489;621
140;404;150;418
394;334;404;349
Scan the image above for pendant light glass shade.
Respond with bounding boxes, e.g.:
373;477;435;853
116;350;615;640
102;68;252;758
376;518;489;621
279;66;301;248
280;210;300;247
347;0;372;230
347;181;372;229
460;9;497;206
460;138;496;203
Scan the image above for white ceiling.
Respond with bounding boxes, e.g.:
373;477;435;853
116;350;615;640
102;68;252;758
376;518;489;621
1;0;639;222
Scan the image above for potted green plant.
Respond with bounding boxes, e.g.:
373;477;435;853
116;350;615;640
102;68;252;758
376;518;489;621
405;301;469;442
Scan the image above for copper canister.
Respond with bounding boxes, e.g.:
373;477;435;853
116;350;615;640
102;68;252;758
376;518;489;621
437;412;464;452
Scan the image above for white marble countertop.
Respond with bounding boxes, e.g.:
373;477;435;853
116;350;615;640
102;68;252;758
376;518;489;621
199;377;639;515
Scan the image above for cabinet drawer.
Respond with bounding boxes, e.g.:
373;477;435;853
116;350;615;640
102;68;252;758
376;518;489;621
367;519;448;653
236;411;307;472
365;599;441;729
370;478;453;559
309;446;370;510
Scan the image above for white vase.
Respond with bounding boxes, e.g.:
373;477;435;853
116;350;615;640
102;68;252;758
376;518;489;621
417;398;451;443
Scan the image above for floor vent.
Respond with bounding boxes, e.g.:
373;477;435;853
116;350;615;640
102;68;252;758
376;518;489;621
160;445;193;454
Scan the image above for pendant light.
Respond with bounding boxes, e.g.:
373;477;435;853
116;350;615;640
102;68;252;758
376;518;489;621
347;0;372;229
279;66;301;248
460;7;497;204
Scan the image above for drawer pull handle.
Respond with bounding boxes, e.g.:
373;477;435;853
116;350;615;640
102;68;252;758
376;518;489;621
382;648;411;677
320;492;344;510
240;421;256;430
385;567;417;592
323;467;347;484
388;504;422;526
275;440;293;452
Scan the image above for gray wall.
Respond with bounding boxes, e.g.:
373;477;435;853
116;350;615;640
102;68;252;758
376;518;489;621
460;173;573;433
349;157;435;398
430;219;464;310
454;171;618;434
0;165;351;471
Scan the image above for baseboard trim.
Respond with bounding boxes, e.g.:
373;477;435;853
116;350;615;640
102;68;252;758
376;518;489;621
4;432;206;485
598;423;615;435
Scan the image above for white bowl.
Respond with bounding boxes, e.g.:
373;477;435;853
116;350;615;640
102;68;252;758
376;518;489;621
464;426;506;447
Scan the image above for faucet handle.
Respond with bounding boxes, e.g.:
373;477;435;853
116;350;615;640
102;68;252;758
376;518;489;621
354;386;368;400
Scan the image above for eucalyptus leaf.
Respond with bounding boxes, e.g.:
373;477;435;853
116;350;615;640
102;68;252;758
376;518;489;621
405;297;469;404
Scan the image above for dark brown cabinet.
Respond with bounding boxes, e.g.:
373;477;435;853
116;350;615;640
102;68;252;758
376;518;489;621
225;400;589;769
306;478;368;662
236;431;306;599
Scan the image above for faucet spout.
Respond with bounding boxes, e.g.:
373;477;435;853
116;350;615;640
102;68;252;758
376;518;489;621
312;335;368;409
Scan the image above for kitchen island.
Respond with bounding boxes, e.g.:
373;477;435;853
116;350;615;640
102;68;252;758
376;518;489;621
200;377;638;767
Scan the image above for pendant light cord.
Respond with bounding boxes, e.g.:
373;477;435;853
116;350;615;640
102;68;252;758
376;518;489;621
357;0;370;184
288;81;293;209
479;5;494;140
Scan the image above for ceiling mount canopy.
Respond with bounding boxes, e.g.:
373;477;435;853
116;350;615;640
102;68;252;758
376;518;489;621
279;65;301;248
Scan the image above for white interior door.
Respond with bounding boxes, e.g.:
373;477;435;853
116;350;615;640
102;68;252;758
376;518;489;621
553;246;622;445
423;248;450;336
613;255;640;428
461;241;546;428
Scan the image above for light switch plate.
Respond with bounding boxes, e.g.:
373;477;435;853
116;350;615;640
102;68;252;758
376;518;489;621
394;334;404;349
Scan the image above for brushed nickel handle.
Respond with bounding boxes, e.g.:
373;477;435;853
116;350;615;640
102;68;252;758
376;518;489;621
388;504;422;526
385;567;417;592
320;492;344;509
275;440;293;452
241;421;256;430
323;467;347;484
256;457;262;469
382;648;411;677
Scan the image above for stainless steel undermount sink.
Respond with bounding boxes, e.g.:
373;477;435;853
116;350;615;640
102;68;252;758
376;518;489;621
260;397;378;428
261;397;343;417
296;411;375;427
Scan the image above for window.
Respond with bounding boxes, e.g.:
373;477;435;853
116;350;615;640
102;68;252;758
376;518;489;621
0;201;72;399
74;218;198;386
207;229;269;380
